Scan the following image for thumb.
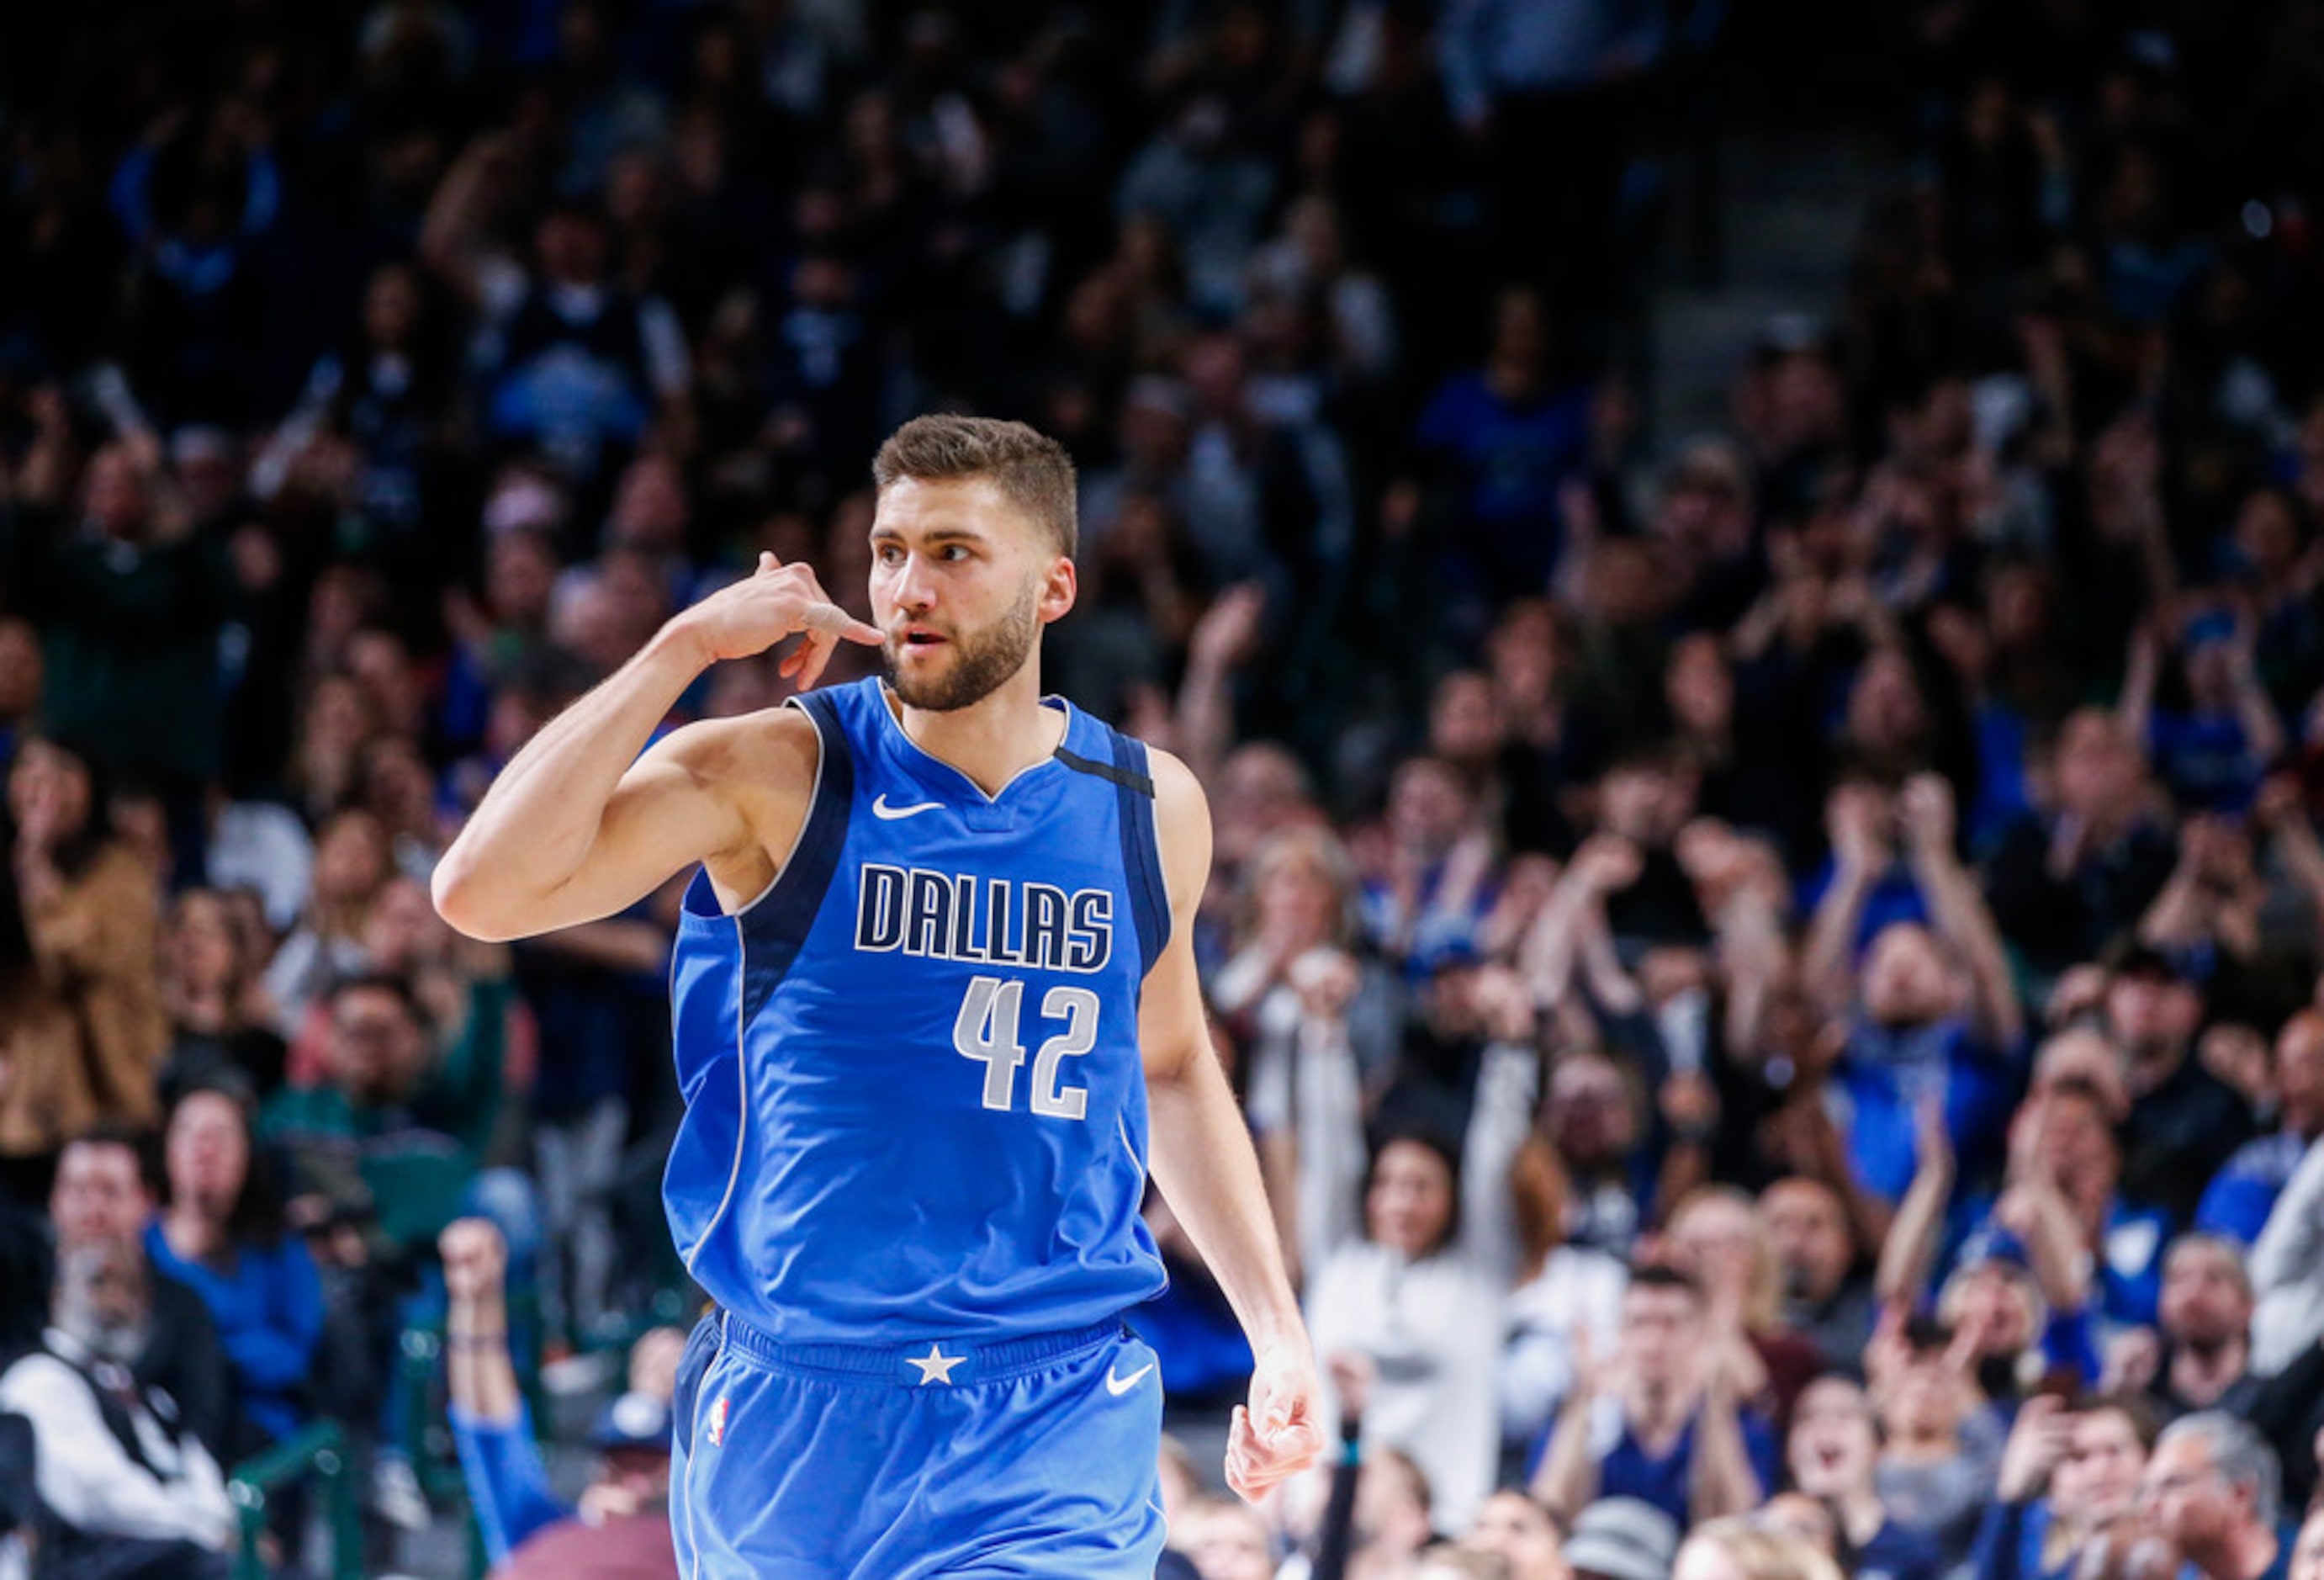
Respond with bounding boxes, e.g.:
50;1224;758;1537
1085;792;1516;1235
758;550;781;573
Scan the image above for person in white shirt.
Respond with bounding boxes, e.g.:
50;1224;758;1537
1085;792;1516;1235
0;1235;235;1577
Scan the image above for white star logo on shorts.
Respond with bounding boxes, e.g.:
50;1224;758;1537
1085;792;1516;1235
906;1344;964;1386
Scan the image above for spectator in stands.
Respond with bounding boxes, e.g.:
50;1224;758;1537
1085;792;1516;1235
1537;1048;1650;1259
1861;1312;2000;1567
1759;1179;1875;1373
1784;1374;1944;1580
258;807;393;1037
1558;1497;1678;1580
2143;1413;2293;1580
1529;1265;1776;1529
146;1077;321;1459
1972;1392;2156;1580
2105;949;2258;1225
441;1217;679;1578
0;431;234;800
1462;1490;1567;1580
1951;1075;2168;1333
2145;1235;2263;1418
1660;1188;1820;1428
2199;1010;2324;1246
0;738;171;1191
1501;1127;1628;1475
262;965;513;1270
0;1231;236;1577
1305;1023;1536;1531
155;889;287;1105
1180;1495;1275;1580
1806;773;2022;1205
44;1129;230;1458
1983;711;2178;981
424;176;691;497
1293;1442;1439;1580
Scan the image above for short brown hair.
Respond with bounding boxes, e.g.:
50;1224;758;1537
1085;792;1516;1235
871;415;1078;558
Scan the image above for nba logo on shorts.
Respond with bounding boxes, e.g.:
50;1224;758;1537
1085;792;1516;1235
707;1397;728;1448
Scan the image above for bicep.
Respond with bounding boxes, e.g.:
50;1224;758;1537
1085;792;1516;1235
1139;750;1216;1087
524;740;769;935
1138;924;1212;1087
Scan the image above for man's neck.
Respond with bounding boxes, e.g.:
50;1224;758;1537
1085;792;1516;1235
889;673;1063;798
2188;1525;2279;1580
2125;1042;2185;1096
2168;1336;2250;1406
1627;1381;1697;1448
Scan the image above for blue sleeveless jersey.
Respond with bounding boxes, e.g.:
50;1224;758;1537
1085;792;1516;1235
663;678;1173;1344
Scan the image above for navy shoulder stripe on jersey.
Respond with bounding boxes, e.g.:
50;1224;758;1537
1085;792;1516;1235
1103;727;1169;974
1053;743;1154;798
738;690;855;1021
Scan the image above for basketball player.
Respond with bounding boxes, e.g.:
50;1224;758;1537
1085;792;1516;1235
434;416;1321;1575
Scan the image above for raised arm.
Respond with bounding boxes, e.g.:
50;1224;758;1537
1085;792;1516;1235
1141;749;1323;1503
1901;774;2024;1049
431;554;879;940
1804;784;1890;1017
1874;1095;1956;1306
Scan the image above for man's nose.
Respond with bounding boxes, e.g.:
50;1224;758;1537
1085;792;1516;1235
889;556;938;611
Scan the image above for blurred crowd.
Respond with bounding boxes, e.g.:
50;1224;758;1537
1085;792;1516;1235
5;1;2324;1578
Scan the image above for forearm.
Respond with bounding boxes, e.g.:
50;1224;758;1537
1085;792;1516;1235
1527;1398;1601;1522
1689;1392;1765;1523
1804;867;1875;1013
434;627;705;935
2018;1189;2094;1310
1914;852;2023;1045
447;1292;521;1422
1173;654;1236;788
1875;1162;1953;1303
2233;677;2285;761
1148;1047;1305;1353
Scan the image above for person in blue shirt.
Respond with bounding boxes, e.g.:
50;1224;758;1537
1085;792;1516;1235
145;1074;323;1459
434;415;1321;1577
1968;1392;2157;1580
2197;1010;2324;1247
1528;1264;1777;1529
442;1217;683;1578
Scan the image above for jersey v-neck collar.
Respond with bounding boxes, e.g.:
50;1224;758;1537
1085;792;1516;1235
872;682;1075;809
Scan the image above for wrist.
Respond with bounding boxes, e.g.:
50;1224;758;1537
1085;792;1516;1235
649;617;716;676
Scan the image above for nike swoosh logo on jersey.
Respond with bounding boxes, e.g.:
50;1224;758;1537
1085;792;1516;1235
1104;1362;1155;1397
871;794;944;820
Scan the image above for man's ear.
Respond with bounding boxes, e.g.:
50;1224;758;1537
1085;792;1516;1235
1038;555;1077;625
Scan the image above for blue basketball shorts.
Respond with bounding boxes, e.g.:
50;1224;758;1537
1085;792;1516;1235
669;1310;1169;1578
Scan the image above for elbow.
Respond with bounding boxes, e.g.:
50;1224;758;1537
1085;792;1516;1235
430;858;526;943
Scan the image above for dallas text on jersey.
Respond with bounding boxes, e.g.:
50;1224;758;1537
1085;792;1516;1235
853;863;1116;973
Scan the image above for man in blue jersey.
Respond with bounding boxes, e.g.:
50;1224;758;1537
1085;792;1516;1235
434;415;1322;1577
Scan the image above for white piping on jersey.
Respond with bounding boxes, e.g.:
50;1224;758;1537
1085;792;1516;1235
684;706;828;1275
680;1318;720;1580
1116;1111;1146;1184
876;684;1072;806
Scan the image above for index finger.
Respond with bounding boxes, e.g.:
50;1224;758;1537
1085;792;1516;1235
802;602;884;644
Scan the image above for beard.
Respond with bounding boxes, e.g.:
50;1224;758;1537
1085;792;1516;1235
884;580;1041;712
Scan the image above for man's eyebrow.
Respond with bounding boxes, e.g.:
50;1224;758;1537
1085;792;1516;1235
871;525;987;545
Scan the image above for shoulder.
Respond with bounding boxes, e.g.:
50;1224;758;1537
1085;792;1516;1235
0;1353;76;1408
1142;745;1212;899
1143;746;1210;841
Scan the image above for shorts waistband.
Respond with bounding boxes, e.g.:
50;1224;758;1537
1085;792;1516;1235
715;1310;1125;1386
